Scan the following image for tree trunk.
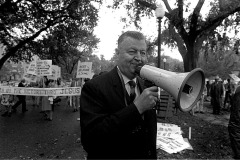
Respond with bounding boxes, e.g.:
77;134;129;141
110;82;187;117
183;46;197;72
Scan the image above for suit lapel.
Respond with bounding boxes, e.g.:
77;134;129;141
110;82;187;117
111;67;126;106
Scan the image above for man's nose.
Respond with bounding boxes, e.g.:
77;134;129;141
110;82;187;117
134;51;142;61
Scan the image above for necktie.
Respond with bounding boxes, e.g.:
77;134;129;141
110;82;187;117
128;80;136;103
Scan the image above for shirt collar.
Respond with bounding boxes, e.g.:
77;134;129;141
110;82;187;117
117;66;137;85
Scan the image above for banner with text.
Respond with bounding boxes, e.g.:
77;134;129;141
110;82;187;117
0;86;81;96
76;61;92;78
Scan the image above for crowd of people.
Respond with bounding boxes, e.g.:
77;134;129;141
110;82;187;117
190;75;237;116
189;75;240;159
0;77;83;121
209;76;236;115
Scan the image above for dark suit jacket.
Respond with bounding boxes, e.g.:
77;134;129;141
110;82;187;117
17;82;26;99
80;66;157;159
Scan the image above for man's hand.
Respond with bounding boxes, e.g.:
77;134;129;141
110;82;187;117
134;86;159;114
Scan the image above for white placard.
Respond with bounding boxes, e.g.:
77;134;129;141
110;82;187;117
156;123;191;154
76;61;92;78
22;62;37;82
37;60;52;76
23;63;30;74
23;74;38;83
27;60;37;75
47;65;59;80
229;74;240;82
56;66;61;78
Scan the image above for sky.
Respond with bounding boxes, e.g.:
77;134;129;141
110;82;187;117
92;1;183;61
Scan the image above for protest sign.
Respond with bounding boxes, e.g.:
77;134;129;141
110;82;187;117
23;63;29;74
0;86;81;96
23;74;38;83
22;62;38;82
37;60;52;76
229;74;240;82
47;65;59;80
156;123;191;154
76;61;92;78
56;66;61;78
27;60;37;75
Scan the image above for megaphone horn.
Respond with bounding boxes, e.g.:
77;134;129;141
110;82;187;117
135;65;205;112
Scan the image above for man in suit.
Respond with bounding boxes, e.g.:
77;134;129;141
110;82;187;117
210;76;224;115
80;31;159;159
12;79;27;113
228;85;240;159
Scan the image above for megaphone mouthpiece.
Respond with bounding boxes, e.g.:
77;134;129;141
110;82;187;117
135;65;143;76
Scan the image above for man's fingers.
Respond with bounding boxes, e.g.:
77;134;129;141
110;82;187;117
147;86;159;92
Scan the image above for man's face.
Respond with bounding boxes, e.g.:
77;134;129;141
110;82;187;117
116;37;147;80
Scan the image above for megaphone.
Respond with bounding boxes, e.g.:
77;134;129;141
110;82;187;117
135;65;205;112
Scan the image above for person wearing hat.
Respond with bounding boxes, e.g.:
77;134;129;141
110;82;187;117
210;75;224;115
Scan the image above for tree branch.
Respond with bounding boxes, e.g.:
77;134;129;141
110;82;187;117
198;6;240;35
162;0;172;13
189;0;205;36
135;0;156;10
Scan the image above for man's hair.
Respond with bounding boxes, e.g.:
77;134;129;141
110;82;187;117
117;31;146;46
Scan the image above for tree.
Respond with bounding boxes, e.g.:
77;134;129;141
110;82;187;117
198;45;240;79
27;22;99;78
110;0;240;71
0;0;98;70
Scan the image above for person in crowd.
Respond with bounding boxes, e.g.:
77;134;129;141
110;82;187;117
67;78;72;107
41;77;53;121
1;82;15;117
12;79;27;113
29;81;37;106
48;79;57;118
70;78;79;112
75;78;81;112
228;85;240;159
210;76;224;115
199;84;207;113
220;79;225;109
1;94;15;117
205;80;211;101
223;78;234;110
52;78;61;105
191;84;207;115
80;31;159;159
57;78;62;87
35;77;42;108
67;78;73;109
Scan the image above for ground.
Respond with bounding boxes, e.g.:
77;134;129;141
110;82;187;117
0;97;234;159
157;104;233;159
